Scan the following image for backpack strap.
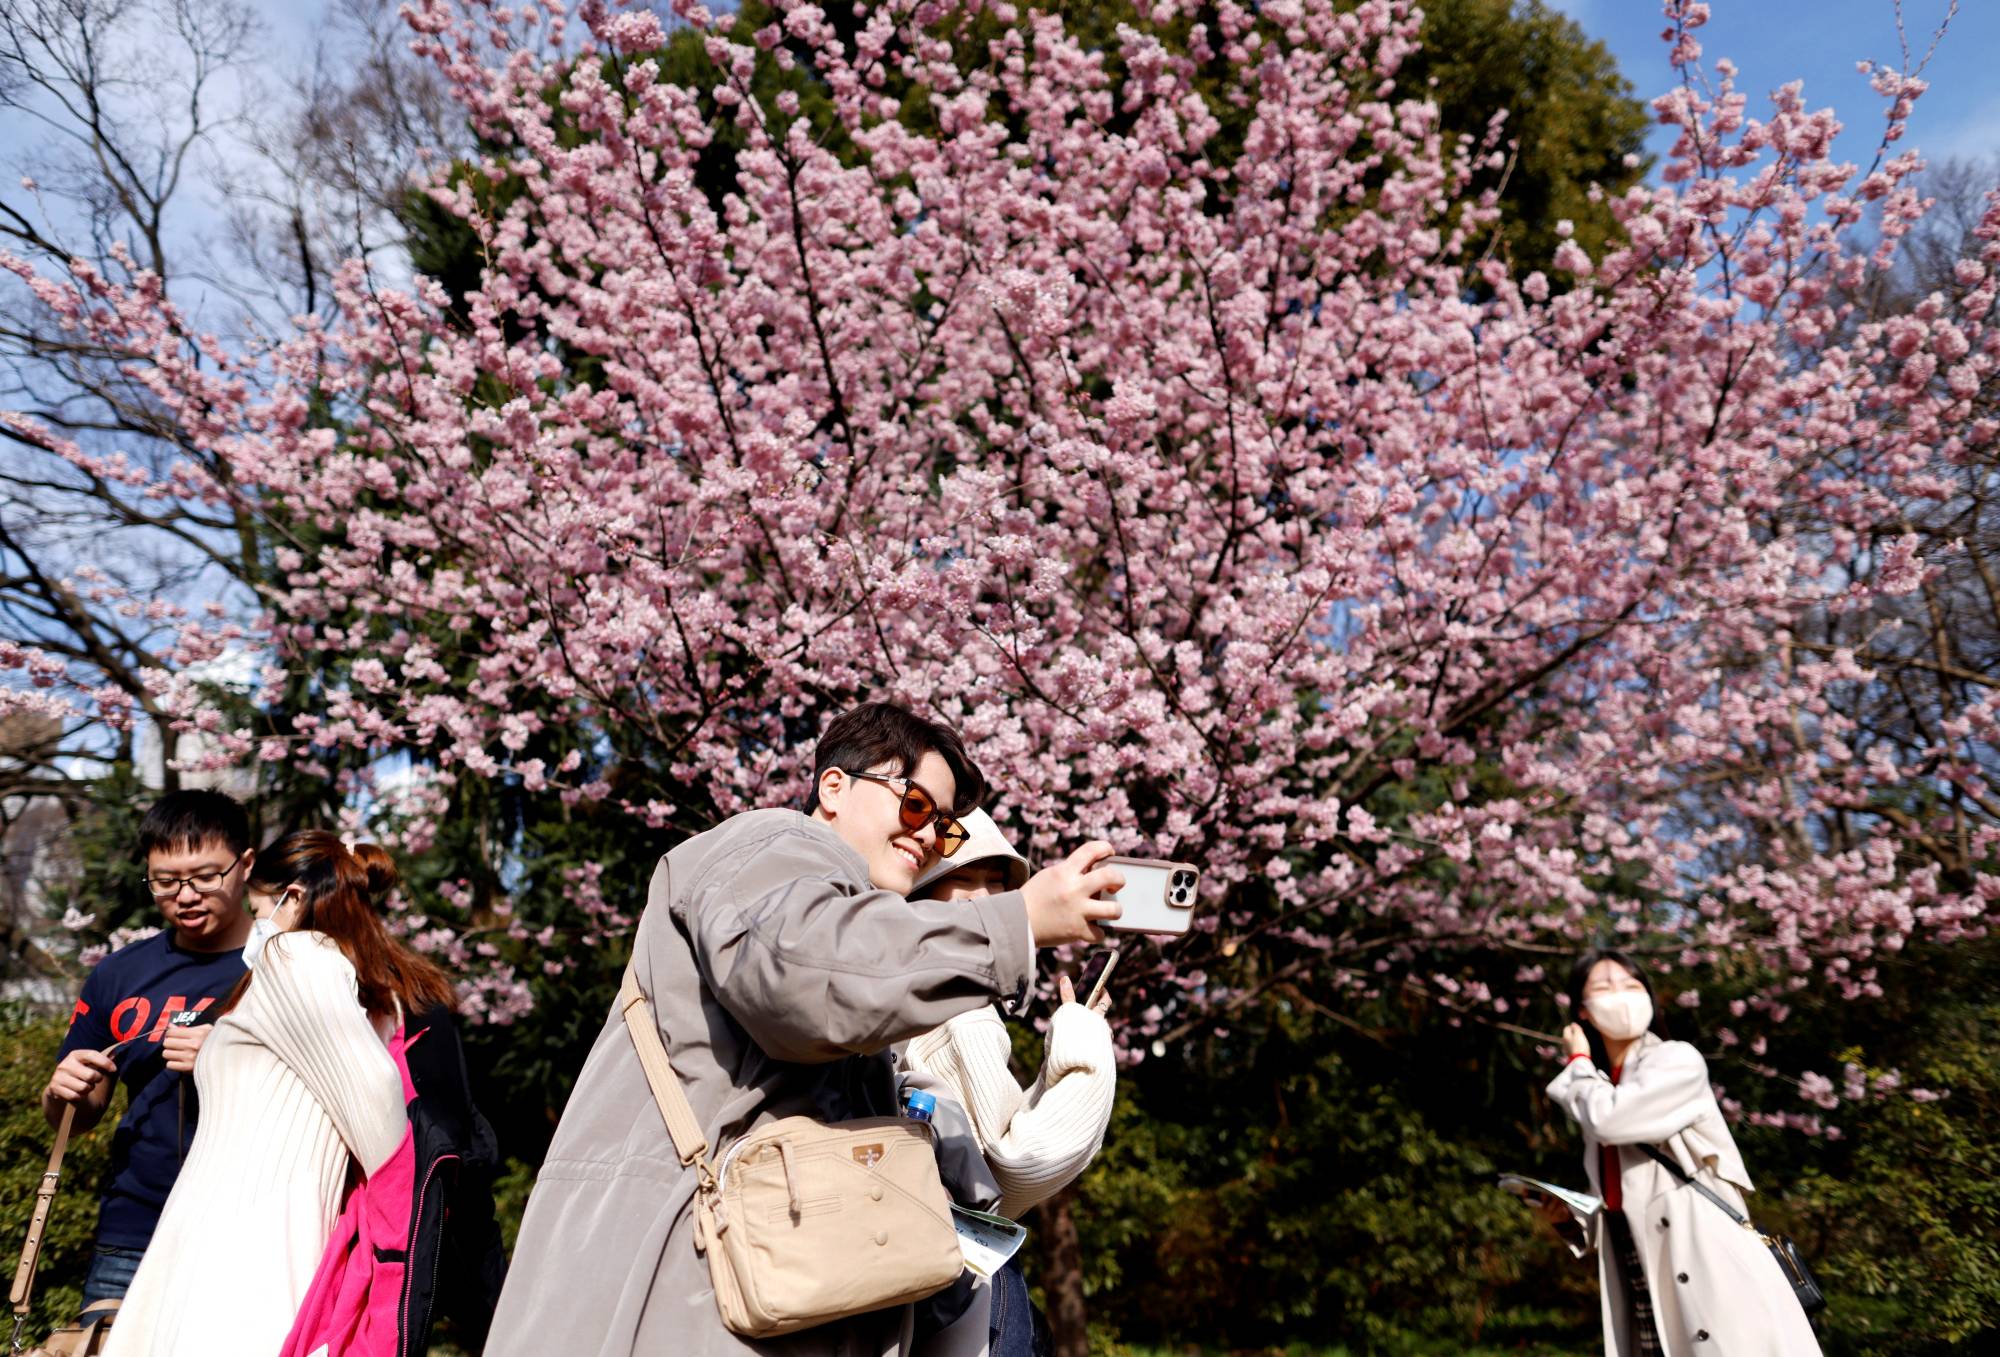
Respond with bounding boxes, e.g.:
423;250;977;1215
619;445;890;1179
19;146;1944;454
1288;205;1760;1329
618;965;720;1191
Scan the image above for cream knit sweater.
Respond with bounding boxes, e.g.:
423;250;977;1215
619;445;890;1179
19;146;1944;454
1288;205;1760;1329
903;1000;1116;1220
103;931;407;1357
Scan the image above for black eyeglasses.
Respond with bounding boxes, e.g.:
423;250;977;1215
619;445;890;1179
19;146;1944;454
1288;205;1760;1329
144;854;246;899
842;771;970;858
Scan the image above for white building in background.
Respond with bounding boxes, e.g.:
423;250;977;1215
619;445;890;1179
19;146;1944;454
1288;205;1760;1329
2;649;265;1003
0;713;77;1005
134;649;266;801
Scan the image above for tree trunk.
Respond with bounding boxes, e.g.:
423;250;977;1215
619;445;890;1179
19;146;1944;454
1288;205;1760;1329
1038;1185;1089;1357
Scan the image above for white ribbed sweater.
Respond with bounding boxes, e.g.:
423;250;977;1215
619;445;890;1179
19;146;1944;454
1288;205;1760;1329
103;931;407;1357
903;1001;1116;1220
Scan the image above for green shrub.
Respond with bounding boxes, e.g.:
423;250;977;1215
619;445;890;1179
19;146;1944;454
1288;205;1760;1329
0;1007;116;1344
1041;939;2000;1355
1771;1005;2000;1354
1050;1005;1600;1353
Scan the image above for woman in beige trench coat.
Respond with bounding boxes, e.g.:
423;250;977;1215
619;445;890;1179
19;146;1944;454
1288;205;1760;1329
1545;949;1821;1357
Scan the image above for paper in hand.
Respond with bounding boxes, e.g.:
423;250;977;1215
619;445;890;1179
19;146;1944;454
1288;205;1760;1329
950;1204;1028;1279
1498;1173;1602;1219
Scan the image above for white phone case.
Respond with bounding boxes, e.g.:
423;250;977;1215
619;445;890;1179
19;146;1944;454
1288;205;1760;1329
1101;857;1200;935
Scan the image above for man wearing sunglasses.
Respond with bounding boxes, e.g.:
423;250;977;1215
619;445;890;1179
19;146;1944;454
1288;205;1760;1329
490;701;1123;1357
40;789;255;1314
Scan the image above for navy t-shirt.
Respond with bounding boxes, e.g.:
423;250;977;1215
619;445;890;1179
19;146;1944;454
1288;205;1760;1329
56;930;246;1250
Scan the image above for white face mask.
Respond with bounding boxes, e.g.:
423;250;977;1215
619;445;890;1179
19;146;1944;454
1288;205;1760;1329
1585;989;1654;1041
242;915;281;969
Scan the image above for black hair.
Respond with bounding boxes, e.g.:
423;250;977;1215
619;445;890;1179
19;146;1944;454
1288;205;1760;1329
1565;947;1669;1070
805;701;987;816
136;789;252;861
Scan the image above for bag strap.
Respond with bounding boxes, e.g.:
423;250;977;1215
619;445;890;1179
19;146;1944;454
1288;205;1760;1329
10;1101;76;1324
617;965;720;1190
1635;1143;1753;1229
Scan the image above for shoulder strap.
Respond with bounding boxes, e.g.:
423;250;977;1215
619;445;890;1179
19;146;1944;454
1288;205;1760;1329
11;1100;77;1320
618;965;719;1189
1635;1143;1751;1228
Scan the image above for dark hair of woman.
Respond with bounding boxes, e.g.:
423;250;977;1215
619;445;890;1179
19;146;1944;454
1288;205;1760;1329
348;841;403;913
1565;947;1668;1070
223;830;455;1019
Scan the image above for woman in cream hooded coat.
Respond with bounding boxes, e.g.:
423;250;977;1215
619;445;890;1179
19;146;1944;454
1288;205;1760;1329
1546;949;1821;1357
904;809;1118;1357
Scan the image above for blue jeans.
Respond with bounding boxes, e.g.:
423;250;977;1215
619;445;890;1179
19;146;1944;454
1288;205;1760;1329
989;1256;1043;1357
80;1244;144;1311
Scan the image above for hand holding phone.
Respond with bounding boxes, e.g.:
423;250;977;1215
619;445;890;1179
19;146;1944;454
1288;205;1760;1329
1023;842;1126;946
1099;858;1200;935
1058;950;1119;1014
1076;948;1119;1010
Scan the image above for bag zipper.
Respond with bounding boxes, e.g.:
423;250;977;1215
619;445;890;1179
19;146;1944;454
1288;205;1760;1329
714;1119;912;1196
713;1119;847;1192
398;1152;460;1357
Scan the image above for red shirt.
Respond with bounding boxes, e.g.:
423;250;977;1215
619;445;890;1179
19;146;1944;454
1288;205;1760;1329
1600;1063;1624;1210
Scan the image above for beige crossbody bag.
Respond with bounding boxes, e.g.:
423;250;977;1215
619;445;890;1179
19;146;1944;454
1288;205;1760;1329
617;965;964;1337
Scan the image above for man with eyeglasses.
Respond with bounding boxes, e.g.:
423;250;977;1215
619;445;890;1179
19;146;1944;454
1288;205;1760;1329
489;701;1123;1357
41;789;255;1313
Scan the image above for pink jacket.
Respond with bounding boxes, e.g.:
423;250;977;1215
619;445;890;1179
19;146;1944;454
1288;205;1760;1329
281;1021;418;1357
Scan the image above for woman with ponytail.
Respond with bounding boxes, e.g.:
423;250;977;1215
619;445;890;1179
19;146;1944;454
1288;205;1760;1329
284;843;509;1357
104;832;452;1357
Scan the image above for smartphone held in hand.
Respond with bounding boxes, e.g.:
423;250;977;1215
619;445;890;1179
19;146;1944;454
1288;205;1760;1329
1099;857;1200;935
1077;948;1120;1007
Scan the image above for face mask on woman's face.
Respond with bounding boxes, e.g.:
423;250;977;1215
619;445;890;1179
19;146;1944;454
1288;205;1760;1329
243;884;303;968
242;914;281;968
1585;989;1654;1041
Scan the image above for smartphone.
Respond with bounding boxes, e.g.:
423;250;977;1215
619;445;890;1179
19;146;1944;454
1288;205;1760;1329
1100;857;1200;935
1077;948;1120;1007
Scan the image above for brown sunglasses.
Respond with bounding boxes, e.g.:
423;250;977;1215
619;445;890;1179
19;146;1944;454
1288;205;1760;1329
842;770;970;858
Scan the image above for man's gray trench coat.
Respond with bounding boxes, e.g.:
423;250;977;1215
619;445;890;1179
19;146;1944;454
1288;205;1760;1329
486;810;1035;1357
1547;1034;1822;1357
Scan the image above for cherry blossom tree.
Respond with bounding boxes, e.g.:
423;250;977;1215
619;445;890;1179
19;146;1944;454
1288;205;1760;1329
5;0;1997;1068
0;0;471;966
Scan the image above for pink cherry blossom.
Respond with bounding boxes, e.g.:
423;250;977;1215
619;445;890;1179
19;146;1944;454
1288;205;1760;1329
3;0;1994;1082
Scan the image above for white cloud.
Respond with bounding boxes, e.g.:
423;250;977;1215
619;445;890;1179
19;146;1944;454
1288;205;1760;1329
1913;93;2000;166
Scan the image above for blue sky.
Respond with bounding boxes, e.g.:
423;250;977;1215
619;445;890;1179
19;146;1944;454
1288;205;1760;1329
3;0;1991;307
253;2;1999;188
1550;0;1999;172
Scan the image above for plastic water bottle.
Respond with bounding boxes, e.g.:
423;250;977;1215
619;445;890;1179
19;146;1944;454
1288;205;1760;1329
901;1089;936;1125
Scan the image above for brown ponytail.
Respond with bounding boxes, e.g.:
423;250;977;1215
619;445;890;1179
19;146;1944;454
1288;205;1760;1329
225;830;455;1020
349;841;402;914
